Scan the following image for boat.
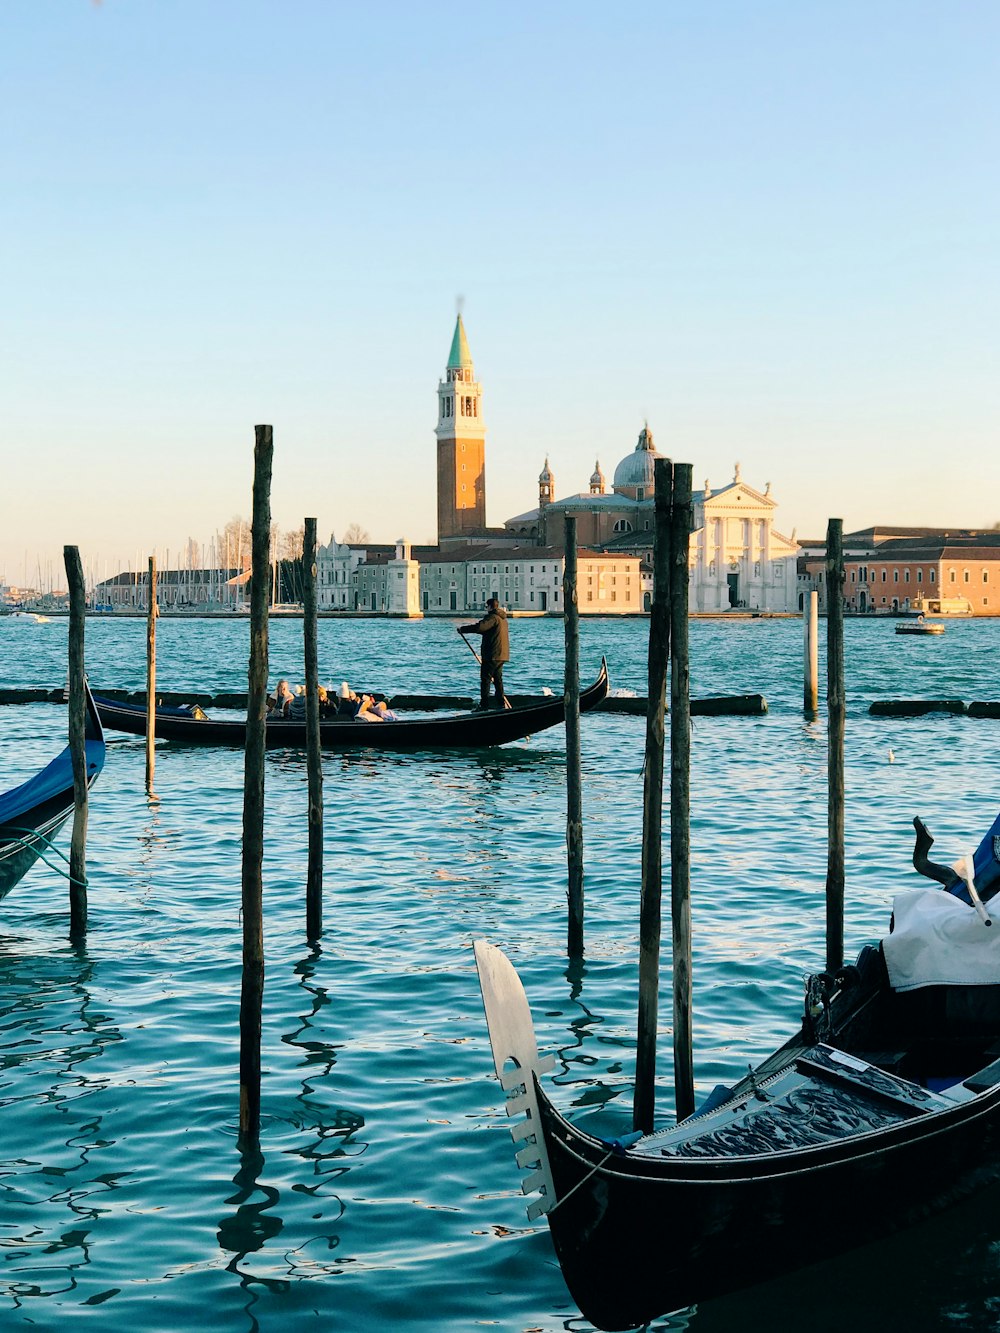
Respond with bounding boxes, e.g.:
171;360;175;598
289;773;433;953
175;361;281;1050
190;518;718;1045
475;810;1000;1330
92;658;609;751
896;617;945;636
0;682;106;900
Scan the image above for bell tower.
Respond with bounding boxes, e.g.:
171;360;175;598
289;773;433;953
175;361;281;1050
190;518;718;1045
435;314;486;542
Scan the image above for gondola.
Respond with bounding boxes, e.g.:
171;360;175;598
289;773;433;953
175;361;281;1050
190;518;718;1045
0;682;106;900
92;658;609;751
475;811;1000;1331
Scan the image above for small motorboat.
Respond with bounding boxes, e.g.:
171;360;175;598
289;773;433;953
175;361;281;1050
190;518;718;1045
896;617;945;635
0;682;106;900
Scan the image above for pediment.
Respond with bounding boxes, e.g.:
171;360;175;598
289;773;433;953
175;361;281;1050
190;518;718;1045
700;481;776;511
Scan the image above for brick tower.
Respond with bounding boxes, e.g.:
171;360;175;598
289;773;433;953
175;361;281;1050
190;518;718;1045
435;314;486;542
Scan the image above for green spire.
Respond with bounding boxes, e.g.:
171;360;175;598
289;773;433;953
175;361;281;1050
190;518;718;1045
447;314;473;369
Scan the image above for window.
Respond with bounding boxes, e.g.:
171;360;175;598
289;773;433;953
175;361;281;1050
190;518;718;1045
613;519;633;534
587;591;593;601
893;570;898;583
917;569;923;583
636;487;644;501
949;569;956;583
930;568;936;583
964;570;970;583
985;571;990;584
904;570;910;583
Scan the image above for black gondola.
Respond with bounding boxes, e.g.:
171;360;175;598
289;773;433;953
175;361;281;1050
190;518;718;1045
0;682;106;900
475;834;1000;1330
92;658;609;750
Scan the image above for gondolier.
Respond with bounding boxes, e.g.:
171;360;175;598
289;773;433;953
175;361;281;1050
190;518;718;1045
458;598;510;710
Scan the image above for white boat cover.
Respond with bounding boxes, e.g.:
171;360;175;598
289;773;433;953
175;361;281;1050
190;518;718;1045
883;887;1000;991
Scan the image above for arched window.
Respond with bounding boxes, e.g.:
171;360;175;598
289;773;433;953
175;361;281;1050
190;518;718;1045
613;519;633;534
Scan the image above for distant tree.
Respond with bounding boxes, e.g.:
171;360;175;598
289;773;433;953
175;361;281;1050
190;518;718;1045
343;522;370;544
280;526;304;561
221;515;252;569
184;537;200;567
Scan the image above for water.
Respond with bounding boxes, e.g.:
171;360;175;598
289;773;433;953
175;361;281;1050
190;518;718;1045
1;614;999;1332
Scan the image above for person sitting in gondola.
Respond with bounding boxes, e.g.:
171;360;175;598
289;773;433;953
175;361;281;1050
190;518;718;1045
267;679;295;718
286;685;330;721
337;682;383;722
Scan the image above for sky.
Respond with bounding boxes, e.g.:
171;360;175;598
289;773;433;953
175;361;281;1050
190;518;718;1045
3;0;998;588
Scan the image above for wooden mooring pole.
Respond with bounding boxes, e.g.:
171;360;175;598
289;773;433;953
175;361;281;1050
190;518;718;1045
634;457;673;1134
303;517;324;941
826;519;845;975
564;515;584;958
804;589;819;716
239;425;272;1145
145;556;158;799
63;545;89;939
669;464;694;1123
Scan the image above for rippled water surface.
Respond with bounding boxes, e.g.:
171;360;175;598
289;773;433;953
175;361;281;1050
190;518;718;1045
1;613;1000;1331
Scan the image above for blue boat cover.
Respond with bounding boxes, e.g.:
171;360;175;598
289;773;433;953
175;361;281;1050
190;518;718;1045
947;809;1000;905
0;738;104;827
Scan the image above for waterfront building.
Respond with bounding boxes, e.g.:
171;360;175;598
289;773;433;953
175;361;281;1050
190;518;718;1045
417;544;642;615
94;567;245;610
799;529;1000;615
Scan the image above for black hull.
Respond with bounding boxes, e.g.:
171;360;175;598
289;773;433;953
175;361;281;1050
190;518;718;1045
538;1072;1000;1328
474;939;1000;1331
93;659;609;750
0;684;106;899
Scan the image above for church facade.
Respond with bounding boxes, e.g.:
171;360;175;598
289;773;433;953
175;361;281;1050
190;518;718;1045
507;427;801;613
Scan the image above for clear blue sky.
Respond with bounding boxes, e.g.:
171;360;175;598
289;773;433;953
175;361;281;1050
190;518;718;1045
3;0;998;586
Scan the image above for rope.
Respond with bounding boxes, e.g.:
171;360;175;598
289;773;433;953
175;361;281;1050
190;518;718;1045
1;827;89;887
541;1125;644;1216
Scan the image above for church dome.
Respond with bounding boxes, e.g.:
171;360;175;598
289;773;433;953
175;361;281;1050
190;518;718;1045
612;426;664;492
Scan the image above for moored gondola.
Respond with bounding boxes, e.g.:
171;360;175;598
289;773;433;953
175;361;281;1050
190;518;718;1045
92;658;609;750
0;682;106;900
475;810;1000;1329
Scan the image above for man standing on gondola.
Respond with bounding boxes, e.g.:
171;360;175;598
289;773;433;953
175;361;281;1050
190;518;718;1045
458;597;510;710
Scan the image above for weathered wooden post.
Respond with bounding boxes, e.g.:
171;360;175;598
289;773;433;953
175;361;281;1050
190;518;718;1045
634;457;673;1134
826;519;845;974
669;463;694;1122
303;517;324;940
563;514;584;958
146;556;159;799
804;589;819;716
63;544;89;939
240;425;272;1145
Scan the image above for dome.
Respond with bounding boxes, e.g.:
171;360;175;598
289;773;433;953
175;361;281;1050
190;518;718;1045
612;426;664;492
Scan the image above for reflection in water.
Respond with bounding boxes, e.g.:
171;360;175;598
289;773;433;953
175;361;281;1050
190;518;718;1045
549;958;630;1121
0;941;123;1306
216;944;366;1320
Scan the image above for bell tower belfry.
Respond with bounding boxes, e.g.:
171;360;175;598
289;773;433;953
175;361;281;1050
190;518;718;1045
436;314;486;543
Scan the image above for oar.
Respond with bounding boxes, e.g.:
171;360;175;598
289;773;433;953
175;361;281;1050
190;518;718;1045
457;630;512;709
963;851;992;927
458;628;482;665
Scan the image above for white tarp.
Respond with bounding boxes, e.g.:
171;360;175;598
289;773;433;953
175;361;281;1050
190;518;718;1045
883;887;1000;992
